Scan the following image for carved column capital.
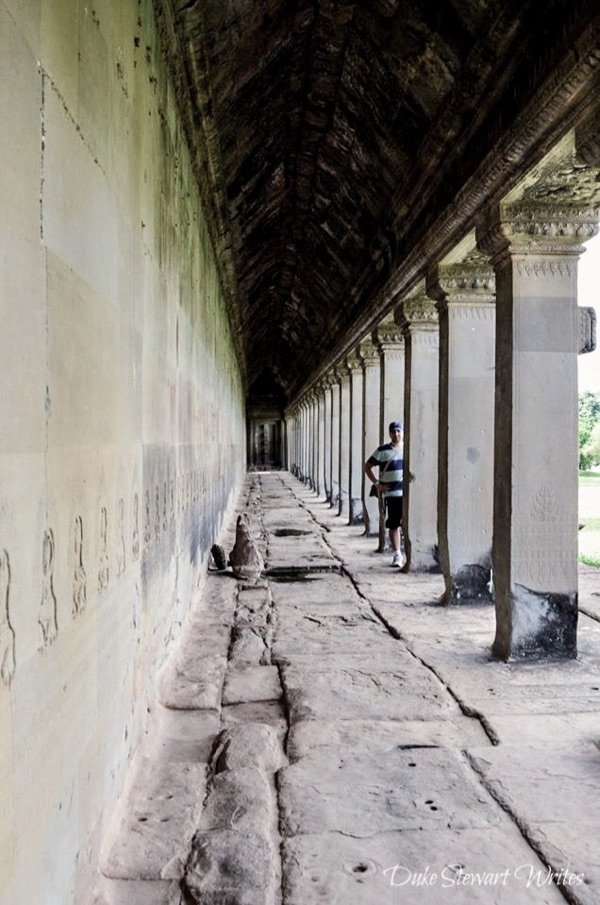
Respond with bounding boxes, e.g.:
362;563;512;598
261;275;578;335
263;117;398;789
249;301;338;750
427;255;496;310
345;348;363;372
374;314;404;348
477;201;600;260
358;336;379;366
397;294;439;333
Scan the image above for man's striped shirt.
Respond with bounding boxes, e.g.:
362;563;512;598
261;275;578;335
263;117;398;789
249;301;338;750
367;443;404;497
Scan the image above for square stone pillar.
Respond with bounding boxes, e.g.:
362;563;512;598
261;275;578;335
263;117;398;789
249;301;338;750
337;364;351;517
323;375;334;502
347;350;364;525
329;377;341;507
309;391;318;491
478;199;599;659
398;293;440;571
317;382;327;499
376;315;405;433
427;254;496;603
359;338;382;537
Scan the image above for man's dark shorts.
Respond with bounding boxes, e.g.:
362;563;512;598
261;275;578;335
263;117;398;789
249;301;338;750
385;496;403;530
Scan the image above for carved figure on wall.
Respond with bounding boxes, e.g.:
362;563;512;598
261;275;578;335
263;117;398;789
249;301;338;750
170;480;175;525
98;508;110;591
132;493;140;561
117;498;126;576
162;482;168;532
0;550;16;686
72;516;87;616
144;489;151;548
39;529;58;646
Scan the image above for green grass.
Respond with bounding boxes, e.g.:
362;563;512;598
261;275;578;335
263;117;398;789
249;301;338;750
579;470;600;482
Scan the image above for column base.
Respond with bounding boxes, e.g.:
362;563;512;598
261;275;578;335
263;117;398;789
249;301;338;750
444;564;493;606
348;498;364;525
492;585;578;661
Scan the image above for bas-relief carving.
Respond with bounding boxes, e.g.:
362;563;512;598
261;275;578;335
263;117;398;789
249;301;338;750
72;517;87;616
144;489;151;548
132;493;140;561
155;486;161;540
162;482;168;532
0;550;16;686
39;529;58;647
515;259;576;279
98;508;110;591
170;480;176;524
117;499;126;576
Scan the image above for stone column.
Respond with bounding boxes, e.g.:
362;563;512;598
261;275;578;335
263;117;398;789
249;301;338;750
330;375;341;508
398;292;440;571
301;399;309;483
337;363;351;517
347;350;364;525
317;381;327;499
309;391;318;491
359;337;382;537
376;315;406;433
478;198;599;660
427;253;496;603
323;375;334;502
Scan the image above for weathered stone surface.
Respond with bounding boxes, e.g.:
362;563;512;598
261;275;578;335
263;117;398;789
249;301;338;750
279;749;500;837
283;829;567;905
229;625;270;666
223;666;282;704
142;707;220;763
200;767;275;836
230;514;264;580
100;759;206;880
287;717;490;763
221;701;288;737
212;723;286;774
94;876;183;905
184;829;279;905
157;654;227;711
281;662;456;722
273;609;399;663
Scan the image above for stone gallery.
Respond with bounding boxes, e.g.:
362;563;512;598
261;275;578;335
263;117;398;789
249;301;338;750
0;1;599;903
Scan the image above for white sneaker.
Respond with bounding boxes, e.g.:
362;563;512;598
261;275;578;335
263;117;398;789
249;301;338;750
391;552;402;568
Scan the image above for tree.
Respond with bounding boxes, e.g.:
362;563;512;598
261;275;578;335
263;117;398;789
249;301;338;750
579;391;600;469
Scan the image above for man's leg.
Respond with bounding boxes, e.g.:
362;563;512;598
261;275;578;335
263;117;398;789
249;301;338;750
389;526;400;553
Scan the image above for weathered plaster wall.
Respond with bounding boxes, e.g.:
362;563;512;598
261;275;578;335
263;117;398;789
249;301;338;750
0;1;245;902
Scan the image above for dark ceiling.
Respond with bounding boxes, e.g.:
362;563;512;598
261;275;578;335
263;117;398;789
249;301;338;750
160;0;598;402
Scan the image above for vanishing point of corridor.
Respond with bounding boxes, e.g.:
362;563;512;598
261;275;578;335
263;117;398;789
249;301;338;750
97;473;600;904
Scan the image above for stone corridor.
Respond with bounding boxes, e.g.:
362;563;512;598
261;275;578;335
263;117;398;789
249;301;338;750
97;473;600;905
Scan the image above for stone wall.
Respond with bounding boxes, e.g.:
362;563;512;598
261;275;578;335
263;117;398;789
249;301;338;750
0;1;245;902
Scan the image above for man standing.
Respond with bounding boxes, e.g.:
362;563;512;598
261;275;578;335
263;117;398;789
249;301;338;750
364;422;404;567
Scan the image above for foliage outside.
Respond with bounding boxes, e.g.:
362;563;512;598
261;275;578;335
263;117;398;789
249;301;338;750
579;391;600;469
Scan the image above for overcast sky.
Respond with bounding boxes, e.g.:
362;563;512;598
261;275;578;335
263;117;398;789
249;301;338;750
579;232;600;394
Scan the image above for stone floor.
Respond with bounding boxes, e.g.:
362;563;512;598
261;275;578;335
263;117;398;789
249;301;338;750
96;472;600;905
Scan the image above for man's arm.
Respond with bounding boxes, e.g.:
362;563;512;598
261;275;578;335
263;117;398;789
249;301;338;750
364;461;383;493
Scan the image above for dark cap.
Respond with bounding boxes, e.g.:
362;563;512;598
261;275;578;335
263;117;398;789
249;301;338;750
389;421;403;432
